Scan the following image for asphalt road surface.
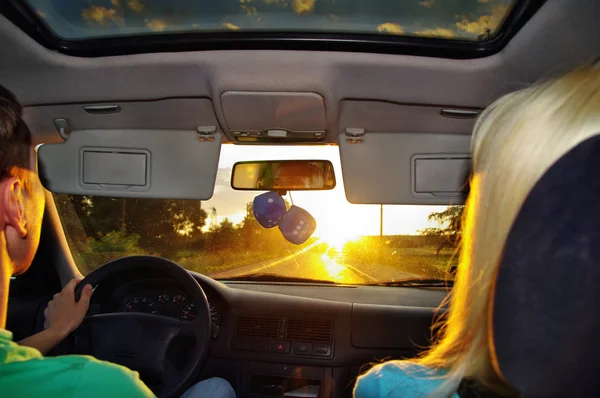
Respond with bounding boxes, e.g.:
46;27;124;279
210;247;417;284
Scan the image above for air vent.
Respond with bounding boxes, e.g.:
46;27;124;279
235;316;279;339
286;318;332;343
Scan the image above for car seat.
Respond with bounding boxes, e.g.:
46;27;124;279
491;135;600;397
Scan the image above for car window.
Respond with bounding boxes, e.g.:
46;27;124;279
54;144;461;284
25;0;515;41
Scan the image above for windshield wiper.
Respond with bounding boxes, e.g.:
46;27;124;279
223;273;337;284
368;278;454;288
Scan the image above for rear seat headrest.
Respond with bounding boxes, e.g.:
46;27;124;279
492;135;600;398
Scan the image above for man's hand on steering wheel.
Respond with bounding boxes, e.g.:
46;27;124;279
18;279;94;355
45;279;93;337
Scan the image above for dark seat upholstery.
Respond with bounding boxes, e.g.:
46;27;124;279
492;135;600;397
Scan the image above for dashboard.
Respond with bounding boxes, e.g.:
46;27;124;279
81;269;447;398
119;289;219;326
89;273;221;330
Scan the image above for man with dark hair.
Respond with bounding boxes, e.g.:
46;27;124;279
0;85;235;398
0;86;35;194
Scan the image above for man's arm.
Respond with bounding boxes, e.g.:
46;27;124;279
19;278;93;354
18;327;70;355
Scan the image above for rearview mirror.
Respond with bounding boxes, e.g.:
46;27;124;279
232;160;336;191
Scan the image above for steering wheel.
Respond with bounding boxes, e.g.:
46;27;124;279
73;256;212;398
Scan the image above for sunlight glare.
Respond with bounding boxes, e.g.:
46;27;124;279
319;231;360;251
320;252;344;278
316;210;362;250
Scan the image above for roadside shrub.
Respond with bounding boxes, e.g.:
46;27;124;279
77;231;146;275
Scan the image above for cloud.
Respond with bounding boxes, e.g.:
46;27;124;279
111;0;121;7
414;27;455;38
223;22;241;31
240;0;258;17
377;23;404;34
455;4;508;36
292;0;316;15
419;0;435;7
82;6;123;26
128;0;145;12
202;168;258;224
146;19;167;31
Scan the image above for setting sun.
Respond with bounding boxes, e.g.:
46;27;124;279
314;211;362;250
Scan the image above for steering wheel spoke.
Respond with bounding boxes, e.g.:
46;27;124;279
156;364;186;396
85;313;180;376
179;318;207;338
70;318;92;355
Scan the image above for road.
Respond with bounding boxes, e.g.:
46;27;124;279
209;246;417;284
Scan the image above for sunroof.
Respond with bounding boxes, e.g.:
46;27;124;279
24;0;516;41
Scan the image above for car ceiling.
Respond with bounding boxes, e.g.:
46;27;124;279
0;0;598;145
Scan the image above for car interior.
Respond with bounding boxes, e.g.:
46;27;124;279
1;0;599;397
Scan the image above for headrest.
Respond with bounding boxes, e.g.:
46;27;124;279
492;135;600;397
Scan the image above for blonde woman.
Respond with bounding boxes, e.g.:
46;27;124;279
354;66;600;398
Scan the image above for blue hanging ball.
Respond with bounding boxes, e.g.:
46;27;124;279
278;205;317;245
252;192;287;228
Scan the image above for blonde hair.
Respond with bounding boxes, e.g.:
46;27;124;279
406;66;600;397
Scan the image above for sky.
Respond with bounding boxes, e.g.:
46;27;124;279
201;144;449;244
29;0;515;41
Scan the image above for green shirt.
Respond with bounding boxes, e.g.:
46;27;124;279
0;329;155;398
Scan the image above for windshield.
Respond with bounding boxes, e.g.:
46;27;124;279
54;145;461;284
26;0;514;41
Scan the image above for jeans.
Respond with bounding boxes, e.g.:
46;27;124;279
180;377;236;398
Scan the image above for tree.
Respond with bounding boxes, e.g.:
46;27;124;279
206;218;243;252
420;206;464;255
238;202;264;251
125;199;208;253
65;196;208;255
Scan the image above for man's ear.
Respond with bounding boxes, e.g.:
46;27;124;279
1;177;27;238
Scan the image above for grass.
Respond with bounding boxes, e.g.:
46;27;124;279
343;242;458;279
176;251;284;275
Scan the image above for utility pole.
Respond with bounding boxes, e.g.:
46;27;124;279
210;207;218;231
120;198;127;233
380;204;383;240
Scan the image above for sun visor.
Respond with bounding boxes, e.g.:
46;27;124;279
38;129;222;199
338;100;480;135
24;98;220;144
339;131;470;204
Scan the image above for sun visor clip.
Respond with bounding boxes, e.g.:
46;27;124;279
197;125;217;142
54;118;71;140
345;127;365;144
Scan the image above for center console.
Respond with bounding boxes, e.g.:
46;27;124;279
244;362;332;398
233;315;335;397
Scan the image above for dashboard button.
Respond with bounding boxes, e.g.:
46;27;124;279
313;343;332;357
234;339;268;352
270;341;290;354
293;342;312;355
